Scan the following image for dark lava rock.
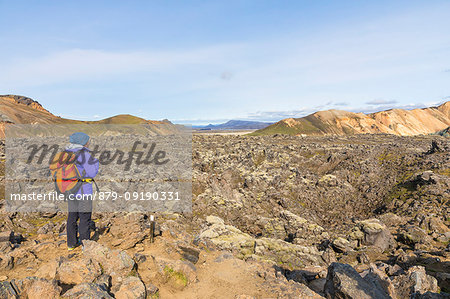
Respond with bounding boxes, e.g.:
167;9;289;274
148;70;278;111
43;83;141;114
324;262;390;299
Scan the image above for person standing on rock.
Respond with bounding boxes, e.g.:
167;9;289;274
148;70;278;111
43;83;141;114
63;132;99;250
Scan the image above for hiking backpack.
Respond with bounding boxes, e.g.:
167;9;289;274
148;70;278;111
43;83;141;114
49;150;95;196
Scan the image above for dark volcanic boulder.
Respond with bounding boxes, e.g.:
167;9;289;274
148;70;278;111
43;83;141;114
392;266;439;298
324;262;390;299
398;226;432;247
0;281;17;298
62;283;113;298
349;219;395;252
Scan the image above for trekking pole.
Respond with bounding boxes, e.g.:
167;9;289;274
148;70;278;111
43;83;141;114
150;215;155;243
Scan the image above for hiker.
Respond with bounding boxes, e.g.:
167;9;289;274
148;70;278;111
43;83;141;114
63;132;99;250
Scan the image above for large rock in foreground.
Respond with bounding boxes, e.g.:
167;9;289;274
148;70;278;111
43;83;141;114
56;256;102;285
324;262;391;299
392;266;440;298
198;215;325;268
62;283;113;298
115;276;146;299
1;277;62;299
82;240;135;290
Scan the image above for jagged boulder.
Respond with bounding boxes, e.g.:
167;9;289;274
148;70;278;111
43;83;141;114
62;283;113;298
331;237;351;253
280;210;325;243
349;219;395;252
324;263;391;299
0;281;17;298
425;140;449;154
6;277;61;299
0;253;13;270
374;262;404;277
0;231;22;245
115;276;146;299
56;257;102;285
0;232;15;269
255;237;324;267
392;266;439;298
34;259;58;280
414;292;450;298
9;247;35;268
398;226;432;247
361;264;397;298
378;213;406;227
198;215;257;258
177;245;201;264
25;278;62;299
0;231;13;243
198;215;325;268
321;247;337;265
0;241;12;255
231;254;325;298
82;240;135;289
108;214;149;249
411;171;440;185
419;215;449;235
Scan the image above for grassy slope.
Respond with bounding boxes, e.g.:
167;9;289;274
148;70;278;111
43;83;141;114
250;115;329;136
88;114;151;124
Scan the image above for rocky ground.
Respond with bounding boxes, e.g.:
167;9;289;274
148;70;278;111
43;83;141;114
0;134;449;298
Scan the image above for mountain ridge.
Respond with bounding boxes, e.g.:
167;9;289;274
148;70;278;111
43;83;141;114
0;94;51;114
0;95;173;138
252;102;450;136
2;94;449;137
194;120;273;130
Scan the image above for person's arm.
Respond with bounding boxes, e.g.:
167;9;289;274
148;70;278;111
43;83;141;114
79;151;99;178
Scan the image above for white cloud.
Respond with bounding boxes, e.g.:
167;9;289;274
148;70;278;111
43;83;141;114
0;45;244;88
366;99;398;105
355;103;427;114
3;3;449;93
245;109;312;121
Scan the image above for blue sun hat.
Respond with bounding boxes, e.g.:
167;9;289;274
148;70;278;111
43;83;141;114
69;132;90;145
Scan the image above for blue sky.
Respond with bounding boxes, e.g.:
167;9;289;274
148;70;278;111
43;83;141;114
1;1;449;125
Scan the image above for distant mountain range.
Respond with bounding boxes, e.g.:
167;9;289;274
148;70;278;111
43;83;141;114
251;101;450;136
193;120;273;130
2;94;449;137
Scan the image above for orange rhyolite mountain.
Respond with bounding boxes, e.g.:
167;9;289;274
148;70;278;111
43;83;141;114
0;95;171;138
252;102;450;136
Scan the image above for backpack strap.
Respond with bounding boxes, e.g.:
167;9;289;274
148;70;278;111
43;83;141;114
72;148;100;192
79;178;100;192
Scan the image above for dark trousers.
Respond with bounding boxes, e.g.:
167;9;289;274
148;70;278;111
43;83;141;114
67;199;92;247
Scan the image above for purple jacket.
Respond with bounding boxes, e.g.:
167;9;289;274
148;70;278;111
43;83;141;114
66;144;99;195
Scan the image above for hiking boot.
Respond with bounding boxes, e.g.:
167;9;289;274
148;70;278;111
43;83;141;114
91;229;100;241
68;239;82;251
